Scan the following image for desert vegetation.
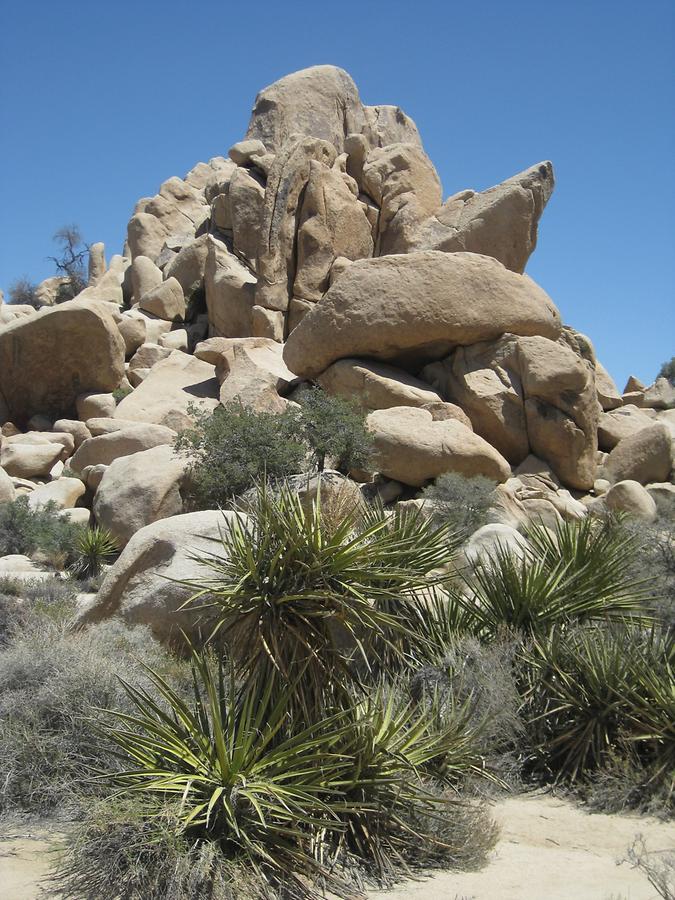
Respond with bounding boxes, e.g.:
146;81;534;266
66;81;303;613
0;471;672;898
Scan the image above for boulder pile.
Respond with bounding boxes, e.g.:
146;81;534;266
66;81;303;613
0;65;672;630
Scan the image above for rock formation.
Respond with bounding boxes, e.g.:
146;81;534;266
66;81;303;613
0;63;672;583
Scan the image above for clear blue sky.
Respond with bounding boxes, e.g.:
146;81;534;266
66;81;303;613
1;0;672;389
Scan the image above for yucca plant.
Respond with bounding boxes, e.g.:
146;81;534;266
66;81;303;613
526;515;653;617
524;624;674;789
333;687;495;882
182;484;460;720
454;525;650;640
70;525;119;579
95;645;358;898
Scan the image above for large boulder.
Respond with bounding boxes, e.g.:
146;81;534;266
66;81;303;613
114;352;219;430
229;167;266;262
411;162;554;273
204;236;256;337
195;337;298;413
294;161;373;301
643;377;675;410
603;424;673;485
362;143;442;255
0;441;65;478
0;465;16;503
0;301;125;424
604;480;658;522
598;405;656;450
318;358;444;412
27;477;86;511
93;444;189;546
595;362;623;410
422;331;598;490
283;251;561;379
126;175;210;262
245;65;366;153
77;510;237;643
70;424;177;473
366;406;511;487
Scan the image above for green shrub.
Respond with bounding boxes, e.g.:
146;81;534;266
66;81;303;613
174;391;373;509
0;496;78;566
112;384;133;403
423;472;498;535
296;387;373;473
175;403;306;509
94;644;495;896
451;516;650;639
657;356;675;386
70;526;119;579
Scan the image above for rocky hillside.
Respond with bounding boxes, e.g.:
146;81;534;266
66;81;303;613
0;65;673;625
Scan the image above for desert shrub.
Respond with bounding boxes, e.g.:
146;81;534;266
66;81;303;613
0;496;78;566
657;356;675;386
410;634;524;765
112;384;133;403
0;602;188;814
523;623;674;802
296;387;373;473
0;575;79;645
183;483;460;717
175;392;373;510
175;403;306;509
617;516;675;633
621;836;675;899
49;224;89;299
7;276;40;308
423;472;498;535
55;799;258;900
69;525;119;579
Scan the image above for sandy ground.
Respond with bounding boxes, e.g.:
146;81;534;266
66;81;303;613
370;793;675;900
1;794;673;900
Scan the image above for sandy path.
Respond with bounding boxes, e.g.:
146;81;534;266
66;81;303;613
1;795;673;899
370;793;675;900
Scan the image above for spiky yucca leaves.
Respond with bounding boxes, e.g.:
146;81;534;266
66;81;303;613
334;688;494;883
96;647;357;898
453;519;650;639
526;515;653;617
96;647;495;897
183;484;459;720
70;525;118;579
525;625;674;791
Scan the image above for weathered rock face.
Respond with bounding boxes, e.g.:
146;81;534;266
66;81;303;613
411;162;554;273
77;510;236;643
245;65;366;153
605;480;657;522
195;336;298;412
422;332;598;490
294;161;373;302
595;362;623;410
318;358;444;412
0;301;125;424
603;423;673;485
283;251;561;379
366;406;511;487
114;352;219;431
93;444;188;546
204;236;256;338
362;143;442;255
256;136;337;313
0;465;17;503
598;405;656;450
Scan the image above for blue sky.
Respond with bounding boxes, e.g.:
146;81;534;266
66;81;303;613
1;0;672;388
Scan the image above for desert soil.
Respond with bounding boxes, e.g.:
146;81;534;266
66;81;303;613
1;793;673;900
